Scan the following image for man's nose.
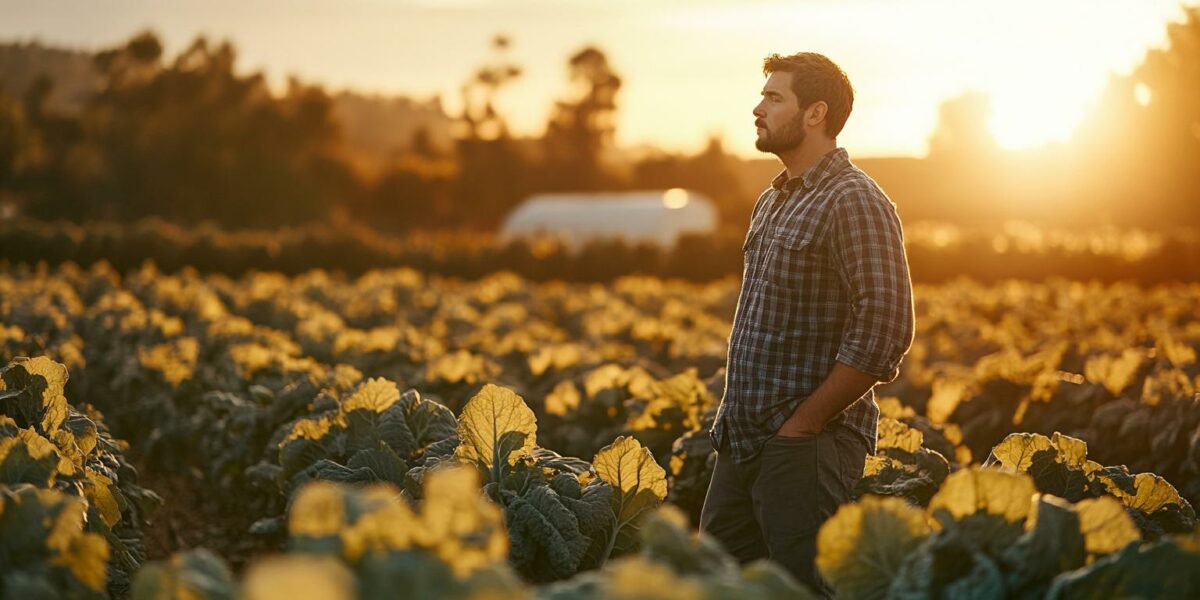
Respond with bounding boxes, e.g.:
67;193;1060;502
753;104;765;118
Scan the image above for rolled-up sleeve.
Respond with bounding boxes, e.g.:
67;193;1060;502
829;182;916;383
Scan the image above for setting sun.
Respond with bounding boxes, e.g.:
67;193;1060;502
987;80;1093;151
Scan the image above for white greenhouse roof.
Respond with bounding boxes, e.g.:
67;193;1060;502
499;188;718;250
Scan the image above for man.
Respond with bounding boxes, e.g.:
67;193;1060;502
699;52;916;598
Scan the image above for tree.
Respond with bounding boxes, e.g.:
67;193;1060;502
540;46;623;191
449;33;531;229
64;30;359;226
457;34;522;142
0;90;34;195
926;90;998;161
1073;6;1200;225
1;75;91;219
1135;7;1200;155
1131;6;1200;223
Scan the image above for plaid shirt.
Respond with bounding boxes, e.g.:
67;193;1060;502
711;147;916;464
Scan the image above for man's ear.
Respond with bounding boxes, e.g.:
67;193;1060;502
805;101;828;128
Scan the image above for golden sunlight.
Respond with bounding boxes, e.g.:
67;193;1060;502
662;188;690;209
987;81;1092;151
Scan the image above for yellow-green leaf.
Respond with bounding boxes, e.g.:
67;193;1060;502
926;376;973;424
989;433;1054;472
44;488;85;550
0;433;61;486
876;396;915;420
928;467;1035;524
341;377;401;413
817;495;930;600
1075;496;1140;555
1051;432;1088;469
877;417;923;453
242;555;355;600
44;491;109;592
288;481;347;538
7;356;70;434
583;364;628;399
544;380;581;417
56;532;110;592
282;415;338;445
606;556;704;599
455;383;537;470
414;465;508;576
1120;473;1191;516
594;434;667;545
862;454;900;478
85;469;123;529
337;485;417;561
1084;348;1146;396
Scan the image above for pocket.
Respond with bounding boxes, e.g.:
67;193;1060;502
765;231;818;290
834;426;870;494
755;428;828;537
775;231;813;251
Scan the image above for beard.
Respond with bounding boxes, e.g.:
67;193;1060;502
755;114;807;153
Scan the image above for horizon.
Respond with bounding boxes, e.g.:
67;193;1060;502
0;0;1192;161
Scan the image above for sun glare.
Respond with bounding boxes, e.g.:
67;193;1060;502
980;57;1115;151
662;188;690;209
988;91;1087;151
1134;83;1153;107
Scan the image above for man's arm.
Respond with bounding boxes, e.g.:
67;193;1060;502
777;182;916;437
777;362;880;436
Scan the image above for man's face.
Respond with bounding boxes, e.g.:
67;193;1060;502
753;71;806;153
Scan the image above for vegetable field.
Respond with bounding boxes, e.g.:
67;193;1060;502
2;262;1199;598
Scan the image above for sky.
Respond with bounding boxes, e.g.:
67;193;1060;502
0;0;1191;159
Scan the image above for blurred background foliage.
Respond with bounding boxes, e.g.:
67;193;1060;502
0;31;749;233
1;8;1199;275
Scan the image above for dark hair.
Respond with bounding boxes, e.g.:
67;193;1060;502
762;52;854;138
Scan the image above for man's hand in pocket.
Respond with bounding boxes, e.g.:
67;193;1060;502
776;396;825;438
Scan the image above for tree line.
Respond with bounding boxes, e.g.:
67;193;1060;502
0;32;749;232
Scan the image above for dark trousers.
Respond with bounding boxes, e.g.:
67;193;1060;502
698;421;869;598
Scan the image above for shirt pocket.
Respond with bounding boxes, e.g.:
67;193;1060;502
765;229;822;291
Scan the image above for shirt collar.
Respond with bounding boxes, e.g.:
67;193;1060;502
769;147;850;194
